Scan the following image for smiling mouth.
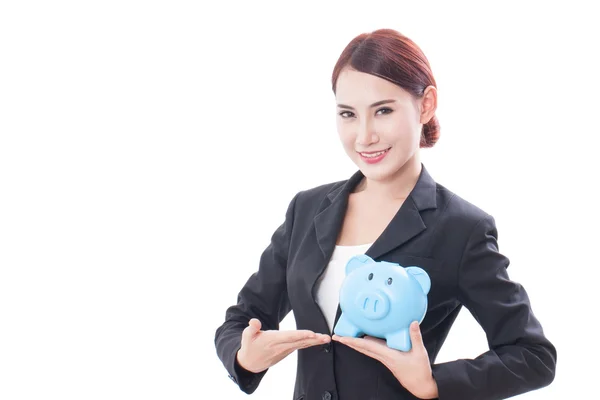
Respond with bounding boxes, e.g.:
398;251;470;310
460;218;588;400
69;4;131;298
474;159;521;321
358;148;391;158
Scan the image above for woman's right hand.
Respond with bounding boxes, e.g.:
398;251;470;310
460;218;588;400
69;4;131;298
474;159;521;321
236;318;331;373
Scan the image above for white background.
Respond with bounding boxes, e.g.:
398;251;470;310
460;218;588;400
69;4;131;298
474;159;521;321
1;1;598;399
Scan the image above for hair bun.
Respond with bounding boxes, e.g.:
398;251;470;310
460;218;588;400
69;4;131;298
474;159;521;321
421;115;440;148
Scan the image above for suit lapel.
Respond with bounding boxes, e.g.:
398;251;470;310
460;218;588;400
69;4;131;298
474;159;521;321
365;165;437;259
313;170;364;261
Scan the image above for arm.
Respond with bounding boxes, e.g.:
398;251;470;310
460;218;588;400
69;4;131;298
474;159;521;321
431;215;557;400
214;192;299;394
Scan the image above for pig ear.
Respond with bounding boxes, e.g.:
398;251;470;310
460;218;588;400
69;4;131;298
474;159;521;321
345;254;374;275
406;267;431;294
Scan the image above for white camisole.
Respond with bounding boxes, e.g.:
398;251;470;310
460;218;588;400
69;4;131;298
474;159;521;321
314;242;373;333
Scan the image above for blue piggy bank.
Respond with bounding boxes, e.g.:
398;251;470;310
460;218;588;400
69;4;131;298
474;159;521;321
333;254;431;351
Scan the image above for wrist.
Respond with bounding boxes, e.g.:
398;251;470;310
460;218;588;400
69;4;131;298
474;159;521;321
236;349;264;375
235;350;252;373
414;375;439;399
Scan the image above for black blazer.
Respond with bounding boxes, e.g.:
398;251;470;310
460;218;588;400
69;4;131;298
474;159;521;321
214;164;557;400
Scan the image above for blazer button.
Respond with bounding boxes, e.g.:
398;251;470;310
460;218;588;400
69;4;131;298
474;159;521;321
322;342;331;353
322;391;332;400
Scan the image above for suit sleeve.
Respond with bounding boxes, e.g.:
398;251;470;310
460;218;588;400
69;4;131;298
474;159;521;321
214;192;299;394
431;214;557;400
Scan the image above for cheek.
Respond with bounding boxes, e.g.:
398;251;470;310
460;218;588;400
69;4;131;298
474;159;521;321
337;125;355;147
382;119;420;144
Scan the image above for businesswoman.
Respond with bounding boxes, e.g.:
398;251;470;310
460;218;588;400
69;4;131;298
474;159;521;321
214;29;557;400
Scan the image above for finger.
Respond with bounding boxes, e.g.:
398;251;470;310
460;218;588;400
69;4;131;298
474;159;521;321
249;318;262;331
274;330;320;345
294;337;332;350
338;339;385;363
242;318;262;342
333;335;390;359
277;335;330;352
362;336;387;346
409;321;424;351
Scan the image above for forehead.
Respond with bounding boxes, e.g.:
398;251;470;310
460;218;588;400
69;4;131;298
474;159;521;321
335;67;411;105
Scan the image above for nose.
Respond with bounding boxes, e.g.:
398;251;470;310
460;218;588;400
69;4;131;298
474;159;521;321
356;119;379;146
355;290;390;320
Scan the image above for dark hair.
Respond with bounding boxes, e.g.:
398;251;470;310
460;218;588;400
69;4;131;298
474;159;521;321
331;29;440;148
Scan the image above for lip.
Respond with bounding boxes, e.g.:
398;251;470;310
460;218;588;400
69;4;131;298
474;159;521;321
358;147;391;164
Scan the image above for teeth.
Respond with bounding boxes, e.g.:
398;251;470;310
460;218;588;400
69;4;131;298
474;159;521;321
361;149;388;158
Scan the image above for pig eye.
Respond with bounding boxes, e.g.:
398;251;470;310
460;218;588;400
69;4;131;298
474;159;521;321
387;277;393;285
368;273;373;280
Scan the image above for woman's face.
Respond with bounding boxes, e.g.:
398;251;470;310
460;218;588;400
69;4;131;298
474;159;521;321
335;67;436;183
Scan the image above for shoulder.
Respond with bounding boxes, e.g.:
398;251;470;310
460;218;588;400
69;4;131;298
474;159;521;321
424;181;501;266
433;181;495;234
292;179;345;206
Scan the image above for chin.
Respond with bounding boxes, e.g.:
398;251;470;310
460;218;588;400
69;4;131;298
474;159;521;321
356;164;400;182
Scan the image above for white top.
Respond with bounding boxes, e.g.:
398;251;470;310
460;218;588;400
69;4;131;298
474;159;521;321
314;242;373;333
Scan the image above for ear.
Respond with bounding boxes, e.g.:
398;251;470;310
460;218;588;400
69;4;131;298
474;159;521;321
419;85;437;124
345;254;374;275
405;267;431;294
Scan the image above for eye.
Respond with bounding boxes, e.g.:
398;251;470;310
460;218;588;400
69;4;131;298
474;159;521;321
376;107;393;115
368;273;373;280
387;277;393;285
339;110;355;118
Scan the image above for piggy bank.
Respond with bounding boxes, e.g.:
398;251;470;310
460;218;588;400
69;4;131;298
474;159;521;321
333;254;431;351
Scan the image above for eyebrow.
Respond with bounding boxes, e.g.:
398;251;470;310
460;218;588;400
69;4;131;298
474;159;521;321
336;99;396;110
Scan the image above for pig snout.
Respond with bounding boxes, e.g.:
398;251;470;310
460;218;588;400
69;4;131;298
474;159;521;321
355;290;390;320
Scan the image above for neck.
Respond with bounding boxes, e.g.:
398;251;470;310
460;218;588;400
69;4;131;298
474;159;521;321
356;154;422;201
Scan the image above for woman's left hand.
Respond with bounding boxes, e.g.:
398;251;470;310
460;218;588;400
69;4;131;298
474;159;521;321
332;321;438;400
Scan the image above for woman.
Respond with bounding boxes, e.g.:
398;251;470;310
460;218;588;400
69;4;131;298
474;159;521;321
214;29;557;400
